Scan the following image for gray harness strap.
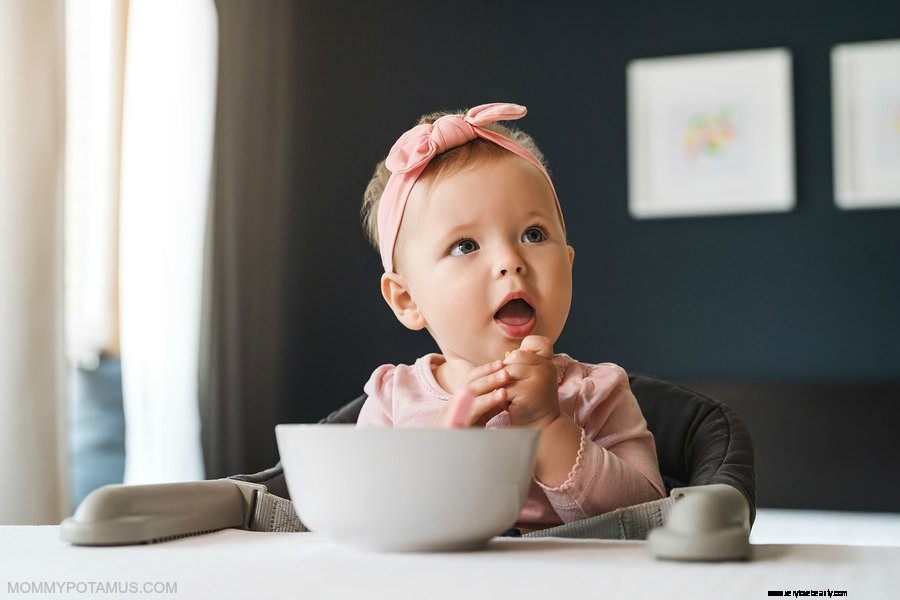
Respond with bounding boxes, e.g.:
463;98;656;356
249;492;675;539
523;497;676;540
249;492;308;533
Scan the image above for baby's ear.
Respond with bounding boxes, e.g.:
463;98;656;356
380;272;426;331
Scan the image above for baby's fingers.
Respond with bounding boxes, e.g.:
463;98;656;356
466;362;510;395
465;388;510;426
441;387;508;427
517;335;553;358
465;359;506;382
436;359;512;427
444;387;477;427
443;366;509;427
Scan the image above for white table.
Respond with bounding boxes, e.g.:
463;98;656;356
2;526;897;599
751;508;900;547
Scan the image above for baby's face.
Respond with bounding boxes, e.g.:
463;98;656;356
392;154;574;366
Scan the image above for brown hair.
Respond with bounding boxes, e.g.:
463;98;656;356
360;109;550;249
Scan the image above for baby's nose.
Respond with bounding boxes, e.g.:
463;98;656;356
497;251;526;277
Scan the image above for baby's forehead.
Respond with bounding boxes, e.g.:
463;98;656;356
421;153;553;198
406;157;563;229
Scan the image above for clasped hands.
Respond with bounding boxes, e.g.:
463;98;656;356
436;335;561;429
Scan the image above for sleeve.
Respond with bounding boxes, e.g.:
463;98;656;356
535;363;666;522
356;364;397;427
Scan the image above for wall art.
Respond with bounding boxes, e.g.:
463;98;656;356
832;39;900;210
627;48;795;218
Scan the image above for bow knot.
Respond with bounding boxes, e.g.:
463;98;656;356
385;103;529;174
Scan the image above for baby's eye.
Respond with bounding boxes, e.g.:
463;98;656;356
450;238;479;256
522;227;546;244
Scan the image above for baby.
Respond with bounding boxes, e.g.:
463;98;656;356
357;102;664;532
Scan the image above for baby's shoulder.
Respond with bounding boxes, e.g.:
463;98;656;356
364;362;407;397
363;354;439;400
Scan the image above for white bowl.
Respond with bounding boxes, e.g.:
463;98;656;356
275;424;539;552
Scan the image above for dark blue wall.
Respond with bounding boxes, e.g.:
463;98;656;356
280;0;900;427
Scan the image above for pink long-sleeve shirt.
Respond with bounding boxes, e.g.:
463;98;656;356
357;353;666;532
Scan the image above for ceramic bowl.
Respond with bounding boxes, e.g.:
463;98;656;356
275;424;539;552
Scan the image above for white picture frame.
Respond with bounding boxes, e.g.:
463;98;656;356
832;39;900;210
627;48;795;219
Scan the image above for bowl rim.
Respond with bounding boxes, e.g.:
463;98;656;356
276;423;541;434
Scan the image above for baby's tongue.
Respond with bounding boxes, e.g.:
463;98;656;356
494;299;534;325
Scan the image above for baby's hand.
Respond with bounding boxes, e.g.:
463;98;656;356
502;335;561;429
433;360;511;427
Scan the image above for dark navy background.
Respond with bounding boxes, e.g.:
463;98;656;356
281;0;900;423
271;0;900;510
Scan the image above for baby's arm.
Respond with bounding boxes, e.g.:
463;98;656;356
537;364;665;521
503;341;664;519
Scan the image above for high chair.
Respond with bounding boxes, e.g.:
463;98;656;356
61;372;754;546
230;372;756;539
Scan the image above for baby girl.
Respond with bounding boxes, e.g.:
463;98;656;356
357;102;664;532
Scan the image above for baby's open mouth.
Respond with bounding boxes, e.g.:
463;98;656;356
494;298;535;326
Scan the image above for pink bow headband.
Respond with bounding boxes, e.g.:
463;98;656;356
376;102;564;272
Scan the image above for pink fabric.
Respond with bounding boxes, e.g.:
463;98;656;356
357;354;666;532
377;102;564;272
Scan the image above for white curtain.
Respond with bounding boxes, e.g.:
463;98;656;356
64;0;127;366
0;0;67;524
119;0;217;484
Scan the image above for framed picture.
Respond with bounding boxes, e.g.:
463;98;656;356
627;48;795;219
832;39;900;210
